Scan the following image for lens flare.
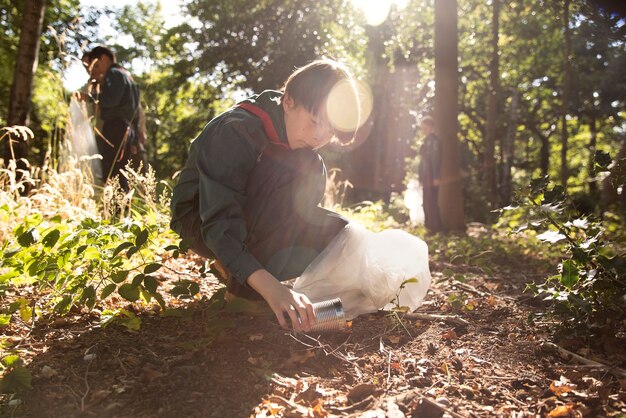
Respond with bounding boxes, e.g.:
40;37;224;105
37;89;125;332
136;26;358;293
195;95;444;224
352;0;392;26
326;79;373;134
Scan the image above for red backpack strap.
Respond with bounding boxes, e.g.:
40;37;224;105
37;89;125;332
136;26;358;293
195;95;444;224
236;102;290;149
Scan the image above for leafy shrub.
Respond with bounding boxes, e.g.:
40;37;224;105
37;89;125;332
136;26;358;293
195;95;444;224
502;151;626;336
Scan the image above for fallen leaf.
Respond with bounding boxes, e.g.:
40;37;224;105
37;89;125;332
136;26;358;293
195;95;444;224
285;350;316;366
249;334;263;341
550;377;576;396
295;384;324;404
387;335;400;344
486;296;497;307
547;403;575;417
311;401;329;417
619;379;626;391
141;366;165;383
347;383;380;404
442;329;458;341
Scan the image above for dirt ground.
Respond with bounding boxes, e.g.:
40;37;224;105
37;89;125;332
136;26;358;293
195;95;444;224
2;236;626;417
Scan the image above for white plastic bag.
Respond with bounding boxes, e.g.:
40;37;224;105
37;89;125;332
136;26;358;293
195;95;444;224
293;222;431;319
68;97;102;181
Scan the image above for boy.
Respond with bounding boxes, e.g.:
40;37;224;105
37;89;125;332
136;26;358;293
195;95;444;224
170;59;361;332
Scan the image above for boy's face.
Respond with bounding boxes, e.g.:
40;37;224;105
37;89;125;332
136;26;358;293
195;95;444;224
89;55;112;84
283;94;334;150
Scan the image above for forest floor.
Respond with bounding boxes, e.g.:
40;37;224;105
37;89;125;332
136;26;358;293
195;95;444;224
1;226;625;418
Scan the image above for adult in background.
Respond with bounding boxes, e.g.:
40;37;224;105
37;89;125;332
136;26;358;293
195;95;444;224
418;116;443;233
85;46;142;190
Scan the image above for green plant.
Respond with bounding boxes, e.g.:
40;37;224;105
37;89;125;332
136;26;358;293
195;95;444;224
502;152;626;336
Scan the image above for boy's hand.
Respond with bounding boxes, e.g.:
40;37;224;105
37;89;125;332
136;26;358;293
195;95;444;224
247;269;315;332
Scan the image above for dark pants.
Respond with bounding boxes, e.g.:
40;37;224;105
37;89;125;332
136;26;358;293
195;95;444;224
179;147;347;299
97;119;134;191
423;185;443;233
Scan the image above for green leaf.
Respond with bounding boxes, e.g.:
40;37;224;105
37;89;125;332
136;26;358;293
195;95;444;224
131;274;145;288
42;229;61;249
54;295;72;314
111;270;129;284
594;150;612;171
126;246;139;258
529;176;549;196
143;263;161;274
80;286;96;309
17;228;40;247
560;260;580;288
101;283;116;299
118;283;140;302
0;314;11;328
134;229;149;247
112;242;134;258
83;246;100;260
2;355;20;367
0;365;32;393
143;275;158;294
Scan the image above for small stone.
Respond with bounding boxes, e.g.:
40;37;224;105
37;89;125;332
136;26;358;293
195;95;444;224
435;397;451;407
40;365;57;378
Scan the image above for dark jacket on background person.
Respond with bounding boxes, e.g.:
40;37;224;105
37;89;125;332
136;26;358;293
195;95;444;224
170;90;347;293
96;64;141;188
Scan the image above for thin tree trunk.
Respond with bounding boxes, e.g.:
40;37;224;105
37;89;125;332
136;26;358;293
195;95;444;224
434;0;465;232
588;115;598;197
500;89;518;207
5;0;46;163
560;0;571;187
484;0;500;209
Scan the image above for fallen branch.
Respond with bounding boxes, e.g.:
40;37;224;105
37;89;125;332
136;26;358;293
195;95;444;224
542;342;626;378
401;312;470;327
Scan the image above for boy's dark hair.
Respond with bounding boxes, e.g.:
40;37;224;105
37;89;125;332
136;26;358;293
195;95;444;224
88;46;116;63
282;59;354;115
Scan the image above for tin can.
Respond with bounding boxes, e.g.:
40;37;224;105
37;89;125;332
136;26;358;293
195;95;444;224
309;298;347;332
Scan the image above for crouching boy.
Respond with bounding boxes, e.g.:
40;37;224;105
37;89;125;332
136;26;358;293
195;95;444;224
170;59;361;332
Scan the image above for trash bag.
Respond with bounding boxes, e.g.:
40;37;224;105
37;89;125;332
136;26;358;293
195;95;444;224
293;222;431;319
68;97;102;181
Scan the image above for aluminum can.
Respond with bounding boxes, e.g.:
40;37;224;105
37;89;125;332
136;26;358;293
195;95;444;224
309;298;347;332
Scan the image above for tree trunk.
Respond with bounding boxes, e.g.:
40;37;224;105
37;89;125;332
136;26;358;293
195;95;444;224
434;0;465;232
484;0;500;209
560;0;571;188
4;0;46;163
588;115;598;197
500;89;518;207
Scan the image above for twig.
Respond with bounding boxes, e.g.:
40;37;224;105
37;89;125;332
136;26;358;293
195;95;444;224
267;395;310;415
401;312;470;327
330;395;376;413
542;342;626;378
80;356;94;412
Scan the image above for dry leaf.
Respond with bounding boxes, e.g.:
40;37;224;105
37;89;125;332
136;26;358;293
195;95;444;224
442;329;458;340
486;296;497;307
347;383;380;403
619;379;626;391
387;335;400;344
141;366;165;383
547;403;575;417
550;377;576;396
249;333;263;341
311;402;329;417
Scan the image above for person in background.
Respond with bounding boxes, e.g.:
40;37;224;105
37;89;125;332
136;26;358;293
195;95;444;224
83;46;143;190
418;115;443;233
170;59;361;332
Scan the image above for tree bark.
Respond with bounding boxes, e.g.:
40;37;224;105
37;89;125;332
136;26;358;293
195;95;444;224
484;0;500;209
500;89;518;207
560;0;571;187
4;0;46;163
434;0;465;232
588;115;598;197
